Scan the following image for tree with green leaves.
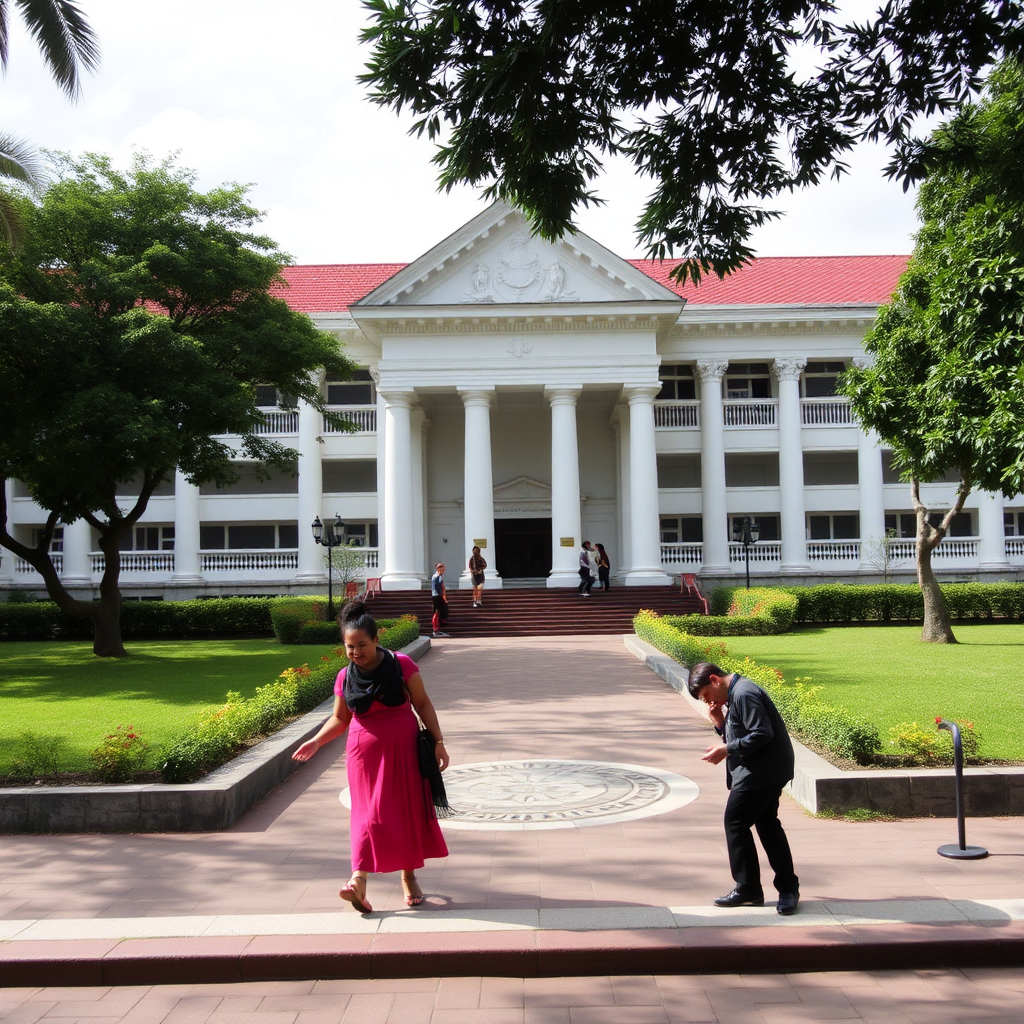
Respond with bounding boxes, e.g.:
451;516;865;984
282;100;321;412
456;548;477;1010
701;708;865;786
842;59;1024;642
0;0;100;245
0;151;355;657
360;0;1024;282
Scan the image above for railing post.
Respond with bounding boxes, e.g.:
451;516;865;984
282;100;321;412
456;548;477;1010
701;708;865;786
936;718;988;860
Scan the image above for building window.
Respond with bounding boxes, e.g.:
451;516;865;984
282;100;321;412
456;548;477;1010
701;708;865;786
1005;510;1024;537
322;460;378;493
803;451;858;486
725;363;772;399
657;454;701;488
341;521;379;547
885;511;973;538
724;453;780;487
657;364;696;400
199;462;299;496
33;527;64;552
119;525;175;551
255;385;297;409
199;523;298;550
807;514;859;540
802;361;846;398
327;369;375;405
660;517;703;543
730;515;779;541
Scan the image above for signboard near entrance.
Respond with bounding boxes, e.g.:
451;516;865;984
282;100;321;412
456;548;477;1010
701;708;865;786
559;537;575;547
473;539;487;548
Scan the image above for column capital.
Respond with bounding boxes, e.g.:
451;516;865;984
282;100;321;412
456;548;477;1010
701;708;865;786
772;356;807;382
457;386;495;407
695;359;729;384
544;385;582;406
377;388;417;408
623;383;662;405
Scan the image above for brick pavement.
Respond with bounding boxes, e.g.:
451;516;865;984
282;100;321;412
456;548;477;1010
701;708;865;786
1;635;1022;1020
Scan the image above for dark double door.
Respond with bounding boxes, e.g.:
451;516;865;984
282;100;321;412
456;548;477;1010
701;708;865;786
495;518;552;578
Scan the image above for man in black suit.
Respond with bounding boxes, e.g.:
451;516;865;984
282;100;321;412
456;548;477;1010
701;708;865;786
688;661;800;915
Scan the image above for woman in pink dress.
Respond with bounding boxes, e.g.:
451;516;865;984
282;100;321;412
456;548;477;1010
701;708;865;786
292;602;449;912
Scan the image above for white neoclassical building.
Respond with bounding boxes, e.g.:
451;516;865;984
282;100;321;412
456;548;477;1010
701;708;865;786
3;203;1023;596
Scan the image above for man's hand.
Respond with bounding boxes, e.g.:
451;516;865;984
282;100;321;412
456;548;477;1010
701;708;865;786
701;743;728;765
705;700;726;729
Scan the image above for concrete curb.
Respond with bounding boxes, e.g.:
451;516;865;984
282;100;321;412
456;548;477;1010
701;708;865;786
623;634;1024;817
0;636;432;834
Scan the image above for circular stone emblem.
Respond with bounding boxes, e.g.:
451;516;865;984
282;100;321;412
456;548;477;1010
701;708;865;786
341;759;699;831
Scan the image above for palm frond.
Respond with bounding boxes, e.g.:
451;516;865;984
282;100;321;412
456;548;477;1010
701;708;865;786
8;0;100;99
0;131;43;188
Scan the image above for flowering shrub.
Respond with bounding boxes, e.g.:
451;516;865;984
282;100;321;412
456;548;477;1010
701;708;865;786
886;718;982;765
90;725;151;782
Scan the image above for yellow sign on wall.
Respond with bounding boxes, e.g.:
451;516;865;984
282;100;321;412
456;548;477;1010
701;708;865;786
473;539;487;548
559;537;576;547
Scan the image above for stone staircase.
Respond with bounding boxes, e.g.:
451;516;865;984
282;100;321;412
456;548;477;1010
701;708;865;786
364;583;707;638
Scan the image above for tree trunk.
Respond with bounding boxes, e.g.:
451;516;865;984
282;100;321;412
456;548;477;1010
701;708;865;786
86;598;127;657
917;538;957;643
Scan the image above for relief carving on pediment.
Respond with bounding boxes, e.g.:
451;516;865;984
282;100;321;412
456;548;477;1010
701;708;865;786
462;233;577;303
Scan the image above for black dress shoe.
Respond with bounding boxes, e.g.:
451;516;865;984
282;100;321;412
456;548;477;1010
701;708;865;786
713;889;764;907
776;891;799;916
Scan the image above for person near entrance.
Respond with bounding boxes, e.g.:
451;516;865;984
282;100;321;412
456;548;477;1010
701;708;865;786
687;661;800;916
577;542;594;595
430;563;450;637
469;546;487;607
596;543;611;589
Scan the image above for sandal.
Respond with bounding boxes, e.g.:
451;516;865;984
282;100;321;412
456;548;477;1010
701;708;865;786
339;875;372;914
401;872;424;907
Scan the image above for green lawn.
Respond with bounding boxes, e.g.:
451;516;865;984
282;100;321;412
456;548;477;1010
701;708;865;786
727;624;1024;761
0;640;338;772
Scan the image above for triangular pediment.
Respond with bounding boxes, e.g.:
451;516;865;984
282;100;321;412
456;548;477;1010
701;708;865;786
492;476;551;502
354;203;681;308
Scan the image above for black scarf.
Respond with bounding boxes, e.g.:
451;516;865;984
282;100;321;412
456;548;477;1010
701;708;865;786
343;647;408;714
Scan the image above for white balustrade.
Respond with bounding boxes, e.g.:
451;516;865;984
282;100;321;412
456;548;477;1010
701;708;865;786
660;543;703;565
253;410;299;435
801;398;854;426
323;406;377;433
654;401;700;429
89;552;175;573
201;550;300;572
15;554;62;574
1006;537;1024;559
807;540;860;561
888;538;981;561
729;541;782;563
723;400;777;427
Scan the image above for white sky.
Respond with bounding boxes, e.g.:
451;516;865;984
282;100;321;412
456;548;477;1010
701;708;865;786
0;0;923;266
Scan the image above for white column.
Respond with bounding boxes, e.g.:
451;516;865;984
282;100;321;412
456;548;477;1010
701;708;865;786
458;387;501;588
697;360;730;573
613;415;631;580
0;480;12;582
379;389;422;589
171;468;203;582
60;518;92;584
411;408;427;580
774;357;809;572
978;490;1010;568
856;427;887;571
546;386;583;586
294;378;326;581
625;385;672;585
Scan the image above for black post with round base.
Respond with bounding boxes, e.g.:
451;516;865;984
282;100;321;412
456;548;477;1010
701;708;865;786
936;718;988;860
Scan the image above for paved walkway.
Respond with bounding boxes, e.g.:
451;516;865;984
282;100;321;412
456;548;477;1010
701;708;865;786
1;635;1022;1021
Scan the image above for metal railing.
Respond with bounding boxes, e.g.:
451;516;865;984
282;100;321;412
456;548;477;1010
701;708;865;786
801;398;854;426
654;401;700;429
723;399;777;427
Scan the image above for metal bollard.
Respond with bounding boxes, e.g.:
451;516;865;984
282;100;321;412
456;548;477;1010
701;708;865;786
936;718;988;860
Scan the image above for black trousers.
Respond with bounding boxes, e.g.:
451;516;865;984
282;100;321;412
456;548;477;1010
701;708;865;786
723;783;798;896
577;568;593;594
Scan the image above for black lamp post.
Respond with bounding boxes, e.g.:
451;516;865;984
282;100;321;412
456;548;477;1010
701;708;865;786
312;514;346;620
734;516;760;589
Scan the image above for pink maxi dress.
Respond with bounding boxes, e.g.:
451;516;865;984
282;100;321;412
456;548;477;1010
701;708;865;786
335;652;449;873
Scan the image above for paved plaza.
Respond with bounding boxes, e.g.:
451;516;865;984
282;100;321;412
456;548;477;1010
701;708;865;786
1;635;1022;1021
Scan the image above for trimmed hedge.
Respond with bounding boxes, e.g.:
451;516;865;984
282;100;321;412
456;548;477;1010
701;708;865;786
160;614;420;782
669;586;797;635
634;609;880;765
0;597;274;641
779;582;1024;624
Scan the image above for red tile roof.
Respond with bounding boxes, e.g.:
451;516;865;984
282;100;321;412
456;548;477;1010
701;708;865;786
277;255;909;313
